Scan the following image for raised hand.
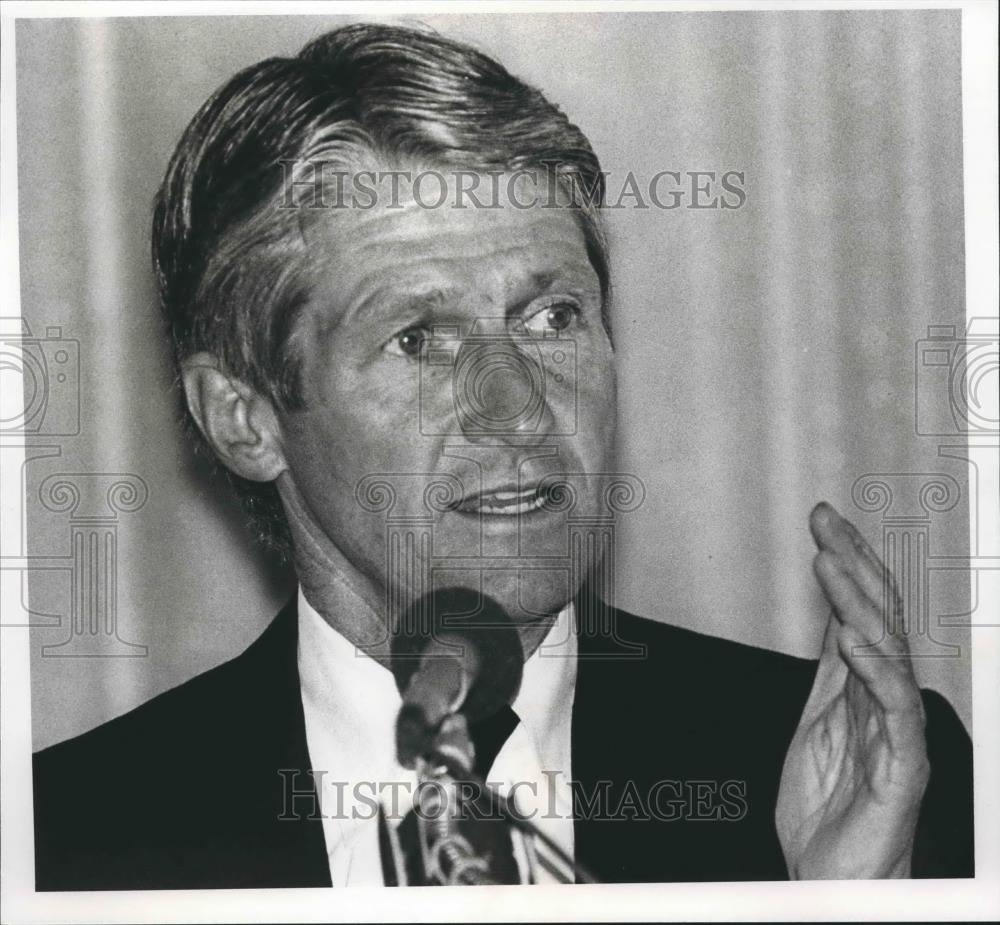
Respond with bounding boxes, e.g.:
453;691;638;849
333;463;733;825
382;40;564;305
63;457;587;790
776;502;930;879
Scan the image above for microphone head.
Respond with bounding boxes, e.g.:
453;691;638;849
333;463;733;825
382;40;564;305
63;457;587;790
389;587;524;724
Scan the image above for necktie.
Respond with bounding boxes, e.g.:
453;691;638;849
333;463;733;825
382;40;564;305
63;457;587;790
469;704;520;780
381;705;521;885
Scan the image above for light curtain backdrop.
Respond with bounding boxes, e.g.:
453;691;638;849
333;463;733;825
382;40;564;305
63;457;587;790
16;11;971;749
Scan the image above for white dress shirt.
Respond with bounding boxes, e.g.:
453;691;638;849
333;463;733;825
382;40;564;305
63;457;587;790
297;587;577;886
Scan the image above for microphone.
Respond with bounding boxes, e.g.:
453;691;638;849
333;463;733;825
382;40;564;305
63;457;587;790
385;588;598;886
389;587;523;769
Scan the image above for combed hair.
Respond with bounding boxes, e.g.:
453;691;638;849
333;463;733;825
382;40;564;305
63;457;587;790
152;22;609;556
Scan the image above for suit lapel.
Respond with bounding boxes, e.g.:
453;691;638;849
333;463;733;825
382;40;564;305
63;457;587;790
571;592;650;882
226;596;332;886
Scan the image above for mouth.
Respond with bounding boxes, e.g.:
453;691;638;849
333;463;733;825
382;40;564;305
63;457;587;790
452;484;549;516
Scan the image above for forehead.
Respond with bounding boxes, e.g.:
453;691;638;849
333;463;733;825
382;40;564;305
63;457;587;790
297;172;598;307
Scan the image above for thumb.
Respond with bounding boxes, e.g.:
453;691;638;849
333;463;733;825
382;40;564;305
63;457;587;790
797;610;849;722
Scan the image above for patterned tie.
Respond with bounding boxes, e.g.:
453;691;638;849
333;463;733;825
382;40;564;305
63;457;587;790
381;705;521;885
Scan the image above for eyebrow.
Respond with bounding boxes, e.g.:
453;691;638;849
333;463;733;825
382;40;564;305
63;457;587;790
527;270;558;291
390;288;454;317
398;274;563;313
345;268;595;327
505;271;599;317
342;286;456;327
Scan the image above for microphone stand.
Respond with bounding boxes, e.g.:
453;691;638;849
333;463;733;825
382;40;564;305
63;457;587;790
411;714;498;886
411;714;599;886
412;756;497;886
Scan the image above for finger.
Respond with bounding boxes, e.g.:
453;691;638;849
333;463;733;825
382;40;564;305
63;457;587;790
821;600;922;715
809;502;886;595
809;502;895;609
833;508;907;646
802;609;851;715
820;607;840;658
810;504;909;652
811;609;847;685
813;549;909;658
838;625;926;733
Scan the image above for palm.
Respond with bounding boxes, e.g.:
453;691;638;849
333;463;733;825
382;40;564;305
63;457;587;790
776;504;929;880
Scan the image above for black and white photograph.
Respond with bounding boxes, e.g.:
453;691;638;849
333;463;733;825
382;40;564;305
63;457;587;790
1;1;997;922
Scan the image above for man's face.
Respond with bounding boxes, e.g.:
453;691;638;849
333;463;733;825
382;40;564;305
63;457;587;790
276;173;617;635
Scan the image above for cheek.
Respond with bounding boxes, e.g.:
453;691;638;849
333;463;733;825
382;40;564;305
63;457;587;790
575;340;618;420
283;385;436;491
324;358;428;447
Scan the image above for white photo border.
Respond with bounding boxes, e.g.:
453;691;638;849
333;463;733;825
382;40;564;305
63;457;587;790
1;1;997;922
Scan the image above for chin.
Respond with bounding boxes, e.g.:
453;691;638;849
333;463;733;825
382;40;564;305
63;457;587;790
471;566;581;622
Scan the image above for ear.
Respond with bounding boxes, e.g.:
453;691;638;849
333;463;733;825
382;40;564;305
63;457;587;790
181;352;287;482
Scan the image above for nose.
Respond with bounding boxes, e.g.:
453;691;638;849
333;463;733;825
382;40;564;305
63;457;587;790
453;337;556;442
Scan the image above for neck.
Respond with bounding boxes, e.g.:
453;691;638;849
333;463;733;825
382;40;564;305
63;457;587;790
277;472;393;667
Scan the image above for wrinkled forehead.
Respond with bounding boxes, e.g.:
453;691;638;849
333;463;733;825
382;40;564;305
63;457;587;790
295;169;597;299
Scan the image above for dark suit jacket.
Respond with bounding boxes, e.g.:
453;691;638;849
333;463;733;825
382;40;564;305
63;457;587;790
33;596;974;889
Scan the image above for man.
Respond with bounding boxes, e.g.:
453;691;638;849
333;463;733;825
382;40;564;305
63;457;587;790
33;22;972;889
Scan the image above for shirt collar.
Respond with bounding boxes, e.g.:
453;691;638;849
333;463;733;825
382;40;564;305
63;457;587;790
297;585;577;782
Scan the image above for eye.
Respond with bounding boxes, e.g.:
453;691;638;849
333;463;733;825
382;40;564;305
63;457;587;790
522;299;579;337
385;324;430;358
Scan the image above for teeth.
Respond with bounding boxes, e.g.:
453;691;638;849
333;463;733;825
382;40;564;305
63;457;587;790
453;484;555;515
478;492;545;517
